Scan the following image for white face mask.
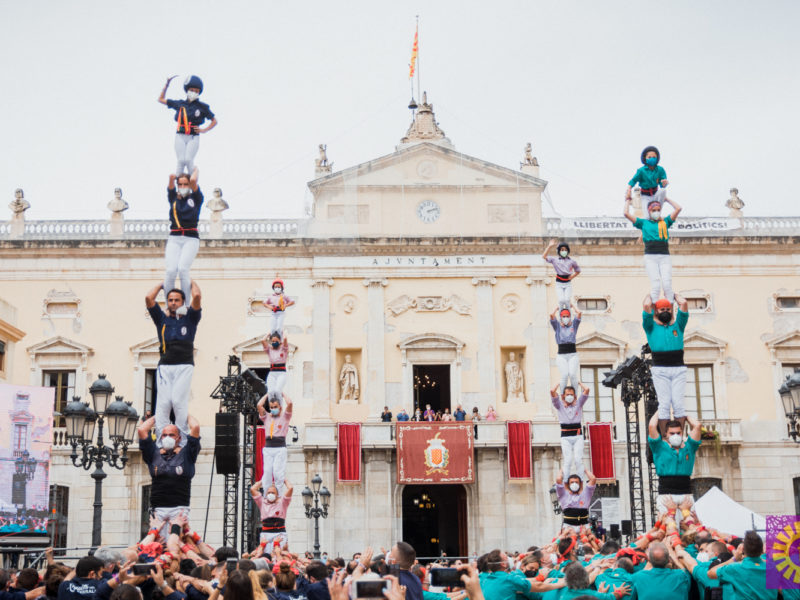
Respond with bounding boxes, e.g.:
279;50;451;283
178;186;191;197
696;552;709;563
266;493;277;503
273;287;282;294
564;394;575;404
161;436;177;450
186;91;199;102
569;482;580;492
668;434;683;448
559;250;568;258
650;210;661;221
561;317;570;325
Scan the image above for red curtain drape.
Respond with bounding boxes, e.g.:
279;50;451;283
337;423;361;483
507;421;532;480
586;422;615;481
255;426;265;480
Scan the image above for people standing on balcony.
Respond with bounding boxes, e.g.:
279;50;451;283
262;279;295;335
551;382;590;479
381;406;393;422
261;331;289;404
137;414;201;540
485;406;498;421
145;280;202;444
624;148;682;304
411;408;423;421
250;478;293;553
257;392;293;494
542;239;581;308
647;411;702;520
642;294;689;436
454;405;467;421
163;169;203;314
158;75;217;175
423;404;435;421
396;408;410;422
550;304;582;392
441;408;454;421
554;469;596;531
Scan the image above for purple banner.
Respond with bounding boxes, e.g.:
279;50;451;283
766;515;800;589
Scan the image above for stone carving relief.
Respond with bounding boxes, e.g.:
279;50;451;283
505;352;525;402
339;354;359;402
338;294;358;314
501;293;521;313
42;287;83;334
488;204;529;223
387;294;471;316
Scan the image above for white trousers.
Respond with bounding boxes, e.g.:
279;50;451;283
656;494;694;524
175;133;200;175
259;530;288;549
560;434;585;479
644;254;673;303
270;310;286;335
651;365;687;419
266;370;287;402
152;506;191;540
164;236;199;300
156;364;194;447
261;446;287;492
557;352;581;392
556;281;572;308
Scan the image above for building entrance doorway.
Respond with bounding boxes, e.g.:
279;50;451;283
413;364;450;414
402;485;467;559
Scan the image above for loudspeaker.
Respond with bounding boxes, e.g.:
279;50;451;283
215;413;239;475
610;524;621;539
621;520;632;536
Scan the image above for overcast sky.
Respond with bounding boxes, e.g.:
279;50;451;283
2;0;798;221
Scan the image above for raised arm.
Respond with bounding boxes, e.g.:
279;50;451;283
158;75;176;105
624;197;636;223
571;302;582;320
555;470;563;486
168;173;177;190
685;414;702;442
190;280;201;310
284;478;294;498
674;293;688;313
551;384;561;408
189;167;199;191
648;411;659;440
256;394;267;417
138;415;156;440
283;392;293;414
250;480;262;498
666;197;682;221
145;282;163;308
643;294;653;314
187;414;200;438
585;469;596;487
542;238;557;260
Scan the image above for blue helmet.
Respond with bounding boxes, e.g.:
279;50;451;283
183;75;203;94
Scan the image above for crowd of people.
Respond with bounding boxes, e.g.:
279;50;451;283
380;406;498;423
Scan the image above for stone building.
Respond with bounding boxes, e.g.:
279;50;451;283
0;97;799;556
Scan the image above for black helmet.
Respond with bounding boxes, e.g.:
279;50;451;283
557;242;570;254
640;146;660;164
183;75;204;94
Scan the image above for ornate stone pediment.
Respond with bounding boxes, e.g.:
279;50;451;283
576;332;627;364
233;336;297;369
27;336;92;357
683;329;727;363
398;333;465;366
765;330;800;362
387;294;471;317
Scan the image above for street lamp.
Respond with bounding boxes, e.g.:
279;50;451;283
549;486;562;515
779;370;800;443
302;473;330;558
62;375;138;548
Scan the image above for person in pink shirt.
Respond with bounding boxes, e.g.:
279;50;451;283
262;279;295;334
250;477;293;552
257;392;293;494
261;332;289;404
485;406;498;421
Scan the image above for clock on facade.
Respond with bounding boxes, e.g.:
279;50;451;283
416;200;440;223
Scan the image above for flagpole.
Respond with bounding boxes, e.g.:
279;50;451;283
416;15;421;103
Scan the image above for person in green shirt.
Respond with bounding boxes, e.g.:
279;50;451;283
558;562;628;599
479;549;565;600
629;542;691;600
625;146;669;208
674;545;733;600
709;531;777;600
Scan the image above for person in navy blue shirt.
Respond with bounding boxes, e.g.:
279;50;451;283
164;168;203;308
145;279;202;447
158;75;217;175
454;404;467;421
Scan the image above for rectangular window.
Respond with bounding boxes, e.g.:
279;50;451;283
48;485;69;555
576;298;609;312
140;485;152;540
581;366;614;422
42;371;76;428
686;297;709;312
777;296;800;310
684;365;716;419
144;369;158;418
14;425;26;452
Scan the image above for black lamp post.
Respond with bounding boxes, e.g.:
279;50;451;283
779;371;800;443
13;450;37;511
62;375;139;548
301;473;330;559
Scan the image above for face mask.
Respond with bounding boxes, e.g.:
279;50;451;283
178;186;191;197
668;434;682;448
271;341;280;348
186;91;199;102
273;287;282;294
161;436;177;450
696;552;709;563
564;394;575;404
270;408;280;416
266;493;277;503
561;317;570;325
569;482;580;492
559;250;568;258
646;157;658;166
550;553;559;565
649;210;661;221
657;311;672;324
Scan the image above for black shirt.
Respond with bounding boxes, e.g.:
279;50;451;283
167;187;204;236
148;305;201;365
57;578;98;600
141;435;200;508
381;411;393;422
166;99;215;134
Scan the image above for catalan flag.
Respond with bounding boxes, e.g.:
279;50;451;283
408;26;418;79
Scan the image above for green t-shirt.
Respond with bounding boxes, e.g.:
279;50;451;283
633;214;675;242
595;567;634;591
642;309;688;352
691;562;730;600
648;435;701;476
629;165;667;189
479;570;532;600
716;556;777;600
556;589;615;600
630;567;691;600
422;590;449;600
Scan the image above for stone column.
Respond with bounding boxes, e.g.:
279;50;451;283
311;278;334;421
471;277;497;411
363;278;388;419
526;275;552;415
